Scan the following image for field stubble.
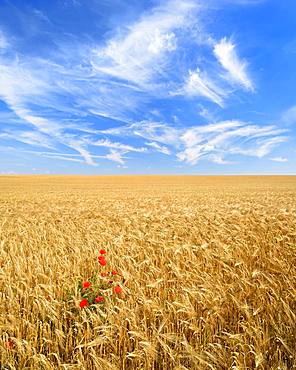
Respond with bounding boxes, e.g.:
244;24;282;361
0;176;296;369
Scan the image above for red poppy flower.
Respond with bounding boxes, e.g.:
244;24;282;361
5;340;13;350
99;249;107;255
101;272;107;277
99;258;107;266
79;298;88;308
83;281;91;289
98;256;104;260
114;285;122;294
111;270;117;276
95;296;104;303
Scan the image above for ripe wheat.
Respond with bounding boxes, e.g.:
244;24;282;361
0;176;295;369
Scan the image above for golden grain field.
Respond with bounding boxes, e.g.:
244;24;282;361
0;175;296;370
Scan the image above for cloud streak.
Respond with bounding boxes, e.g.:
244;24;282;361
214;37;254;91
90;0;197;89
0;0;289;171
101;119;288;165
270;157;288;163
181;69;225;107
281;105;296;125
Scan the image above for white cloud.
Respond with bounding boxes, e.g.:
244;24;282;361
42;154;84;163
0;32;8;51
102;119;287;165
281;105;296;125
105;150;126;164
147;30;177;54
230;136;288;158
66;141;97;166
198;105;218;122
214;37;254;91
180;120;243;149
0;59;99;165
33;9;51;23
14;109;61;136
181;69;225;106
210;154;232;164
0;61;69;144
145;141;171;155
270;157;288;163
178;122;287;164
18;149;128;165
0;62;50;103
102;121;180;146
177;145;207;163
91;0;196;88
0;1;283;171
0;130;54;149
88;138;146;153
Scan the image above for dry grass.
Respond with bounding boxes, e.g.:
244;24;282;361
0;175;296;370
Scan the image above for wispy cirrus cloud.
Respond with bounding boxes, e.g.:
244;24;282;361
41;154;85;163
230;136;288;158
180;68;225;107
85;138;146;153
17;149;128;165
90;0;197;89
1;1;199;165
105;150;126;165
102;121;180;145
175;36;254;106
0;32;8;51
0;38;131;165
214;37;254;91
210;154;232;164
0;0;288;172
270;157;288;163
101;119;288;165
145;141;171;155
281;105;296;125
0;130;54;149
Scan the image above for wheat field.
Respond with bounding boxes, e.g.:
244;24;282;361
0;175;295;370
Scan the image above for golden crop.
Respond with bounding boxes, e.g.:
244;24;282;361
1;175;295;369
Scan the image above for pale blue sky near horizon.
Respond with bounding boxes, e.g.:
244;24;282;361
0;0;295;174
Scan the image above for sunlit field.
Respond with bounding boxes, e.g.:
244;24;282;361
1;176;295;369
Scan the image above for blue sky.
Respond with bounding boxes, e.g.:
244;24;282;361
0;0;295;174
